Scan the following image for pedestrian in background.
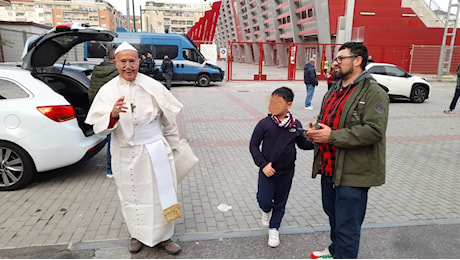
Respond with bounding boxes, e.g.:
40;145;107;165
306;42;389;259
443;63;460;114
139;54;148;74
323;59;329;75
326;67;337;90
304;57;318;109
88;48;119;178
139;52;155;77
161;55;174;90
249;86;313;248
367;55;375;63
146;52;156;77
85;42;183;255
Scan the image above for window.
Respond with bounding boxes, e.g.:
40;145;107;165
154;45;178;60
0;79;29;99
367;66;386;75
182;48;202;63
385;66;406;77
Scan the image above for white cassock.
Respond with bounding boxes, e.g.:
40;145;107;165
85;73;183;247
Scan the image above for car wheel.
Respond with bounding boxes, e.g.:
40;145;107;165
197;74;211;87
0;141;36;191
410;85;428;103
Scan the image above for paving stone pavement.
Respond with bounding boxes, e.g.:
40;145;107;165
0;74;459;257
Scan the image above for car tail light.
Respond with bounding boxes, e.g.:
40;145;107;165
37;106;76;122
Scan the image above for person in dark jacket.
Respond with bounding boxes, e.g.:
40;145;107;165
161;55;174;90
443;63;460;114
306;42;389;259
304;58;318;109
249;87;313;248
88;49;119;178
139;52;155;77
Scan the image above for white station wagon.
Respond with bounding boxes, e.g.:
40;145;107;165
0;23;117;191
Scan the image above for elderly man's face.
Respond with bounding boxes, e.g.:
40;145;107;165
115;50;140;82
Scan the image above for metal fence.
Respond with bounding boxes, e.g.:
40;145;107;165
223;41;460;82
410;45;460;75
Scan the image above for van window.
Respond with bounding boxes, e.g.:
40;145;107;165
183;48;201;63
85;42;179;60
154;45;178;60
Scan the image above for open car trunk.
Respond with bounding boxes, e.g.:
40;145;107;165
33;72;94;137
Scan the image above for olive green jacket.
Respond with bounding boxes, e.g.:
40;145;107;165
88;62;119;103
312;71;389;187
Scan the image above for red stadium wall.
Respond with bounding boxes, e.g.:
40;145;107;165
187;1;221;46
328;0;460;73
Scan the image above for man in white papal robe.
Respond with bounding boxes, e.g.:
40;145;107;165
85;42;183;254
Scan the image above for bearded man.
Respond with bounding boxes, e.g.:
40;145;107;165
306;42;389;259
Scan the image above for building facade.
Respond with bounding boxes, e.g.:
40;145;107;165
0;0;126;31
215;0;460;72
141;0;210;34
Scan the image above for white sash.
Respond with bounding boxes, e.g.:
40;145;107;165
131;121;181;223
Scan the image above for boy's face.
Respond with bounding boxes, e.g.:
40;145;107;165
268;95;292;117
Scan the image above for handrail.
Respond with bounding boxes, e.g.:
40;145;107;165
423;0;445;25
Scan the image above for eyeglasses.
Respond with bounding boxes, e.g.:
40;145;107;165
333;55;358;63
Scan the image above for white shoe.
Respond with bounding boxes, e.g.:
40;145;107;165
261;210;271;227
305;106;313;110
268;228;280;247
310;247;333;259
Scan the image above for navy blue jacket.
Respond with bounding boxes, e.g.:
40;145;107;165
304;62;318;86
249;116;313;175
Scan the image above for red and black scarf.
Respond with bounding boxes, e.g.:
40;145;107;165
271;111;296;129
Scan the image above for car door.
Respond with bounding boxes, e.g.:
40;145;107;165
368;65;409;97
381;65;411;97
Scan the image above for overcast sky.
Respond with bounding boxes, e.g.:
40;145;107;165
107;0;453;15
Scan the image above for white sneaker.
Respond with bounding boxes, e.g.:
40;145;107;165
310;247;333;259
268;228;280;247
261;210;271;227
305;106;313;110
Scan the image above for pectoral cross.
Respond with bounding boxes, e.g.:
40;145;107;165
131;103;136;112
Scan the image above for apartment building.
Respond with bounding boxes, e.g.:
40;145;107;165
0;0;126;31
141;0;210;34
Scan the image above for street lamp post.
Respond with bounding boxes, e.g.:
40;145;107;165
140;6;143;32
132;0;136;32
126;0;130;31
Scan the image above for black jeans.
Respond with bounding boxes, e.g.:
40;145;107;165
257;169;294;229
448;87;460;111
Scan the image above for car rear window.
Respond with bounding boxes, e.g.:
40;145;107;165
0;79;29;99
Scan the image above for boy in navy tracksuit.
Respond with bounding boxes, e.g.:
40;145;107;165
249;86;313;248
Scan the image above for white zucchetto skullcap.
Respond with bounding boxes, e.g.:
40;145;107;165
114;41;138;55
